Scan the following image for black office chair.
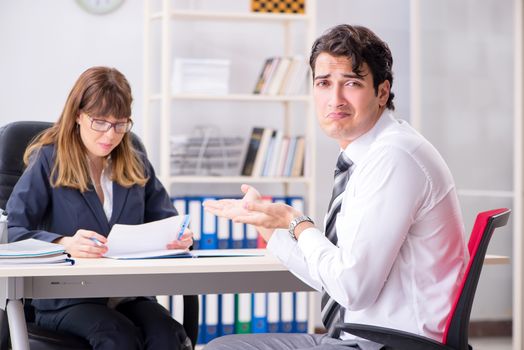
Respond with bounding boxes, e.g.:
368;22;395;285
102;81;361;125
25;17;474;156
335;208;511;350
0;121;199;350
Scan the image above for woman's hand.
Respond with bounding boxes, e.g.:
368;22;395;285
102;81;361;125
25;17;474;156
54;229;108;258
166;229;194;250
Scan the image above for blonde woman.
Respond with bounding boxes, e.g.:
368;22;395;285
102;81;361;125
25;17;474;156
7;66;193;349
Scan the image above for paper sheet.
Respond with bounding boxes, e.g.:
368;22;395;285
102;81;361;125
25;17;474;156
0;239;65;257
104;215;189;259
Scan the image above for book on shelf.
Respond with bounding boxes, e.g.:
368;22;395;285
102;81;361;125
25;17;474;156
260;57;280;95
266;57;291;95
0;239;74;265
280;56;309;95
241;127;265;176
253;58;274;94
291;136;306;177
275;136;290;177
260;129;277;176
265;130;284;176
240;127;305;177
282;136;297;176
250;128;273;177
252;56;309;96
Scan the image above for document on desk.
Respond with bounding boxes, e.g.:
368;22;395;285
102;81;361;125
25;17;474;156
104;215;192;259
0;239;65;257
0;239;74;265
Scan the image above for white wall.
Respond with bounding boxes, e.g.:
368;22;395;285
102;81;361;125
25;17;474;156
0;0;144;131
418;0;514;321
0;0;512;323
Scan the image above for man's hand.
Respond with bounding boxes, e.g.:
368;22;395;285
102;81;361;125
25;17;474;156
203;184;301;242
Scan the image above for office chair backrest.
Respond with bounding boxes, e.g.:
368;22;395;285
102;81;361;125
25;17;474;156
443;208;511;349
0;121;52;209
0;121;199;349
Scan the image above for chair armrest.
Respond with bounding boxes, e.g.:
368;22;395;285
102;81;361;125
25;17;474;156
335;323;456;350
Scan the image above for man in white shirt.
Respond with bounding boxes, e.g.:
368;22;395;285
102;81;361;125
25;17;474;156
204;24;468;350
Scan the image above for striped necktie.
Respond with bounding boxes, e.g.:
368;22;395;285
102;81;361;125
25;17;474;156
321;151;353;338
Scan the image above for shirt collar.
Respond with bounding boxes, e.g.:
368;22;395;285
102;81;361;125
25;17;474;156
86;155;112;181
342;110;398;166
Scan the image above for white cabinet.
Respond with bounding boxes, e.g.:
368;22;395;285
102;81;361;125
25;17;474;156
143;0;318;335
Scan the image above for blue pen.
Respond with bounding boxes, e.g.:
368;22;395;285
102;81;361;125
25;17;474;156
177;215;190;240
90;237;104;247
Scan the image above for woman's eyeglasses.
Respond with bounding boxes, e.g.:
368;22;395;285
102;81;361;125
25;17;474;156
86;115;133;134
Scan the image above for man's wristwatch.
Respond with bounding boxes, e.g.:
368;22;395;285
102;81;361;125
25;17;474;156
288;215;314;241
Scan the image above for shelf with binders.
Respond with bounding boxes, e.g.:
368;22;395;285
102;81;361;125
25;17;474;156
190;291;309;347
143;0;318;343
171;195;311;346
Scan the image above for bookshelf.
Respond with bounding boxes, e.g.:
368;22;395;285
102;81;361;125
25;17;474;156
143;0;318;343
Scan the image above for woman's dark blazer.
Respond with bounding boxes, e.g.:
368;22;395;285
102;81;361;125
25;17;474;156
6;144;177;311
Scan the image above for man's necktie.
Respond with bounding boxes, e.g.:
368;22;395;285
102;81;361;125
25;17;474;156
321;151;353;338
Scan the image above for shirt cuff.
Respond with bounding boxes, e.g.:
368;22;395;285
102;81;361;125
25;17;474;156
297;226;332;259
266;228;298;265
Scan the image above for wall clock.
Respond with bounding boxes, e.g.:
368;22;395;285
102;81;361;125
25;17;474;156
76;0;125;15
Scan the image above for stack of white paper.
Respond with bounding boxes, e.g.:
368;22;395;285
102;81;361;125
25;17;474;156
0;239;74;265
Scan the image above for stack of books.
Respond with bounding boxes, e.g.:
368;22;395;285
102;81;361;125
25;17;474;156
241;127;305;177
0;239;74;265
253;56;309;96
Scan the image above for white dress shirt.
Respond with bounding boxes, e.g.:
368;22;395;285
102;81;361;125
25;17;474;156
88;157;113;221
99;164;113;221
267;111;468;342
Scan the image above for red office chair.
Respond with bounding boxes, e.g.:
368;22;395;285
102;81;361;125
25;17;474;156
335;208;511;350
0;121;199;350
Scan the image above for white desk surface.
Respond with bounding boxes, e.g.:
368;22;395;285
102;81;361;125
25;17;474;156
0;249;285;277
0;249;315;300
0;250;510;278
0;249;510;350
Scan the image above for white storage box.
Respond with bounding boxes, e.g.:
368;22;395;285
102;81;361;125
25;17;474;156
172;58;231;95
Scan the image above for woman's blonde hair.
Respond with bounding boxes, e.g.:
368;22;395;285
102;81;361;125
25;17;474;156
24;66;148;191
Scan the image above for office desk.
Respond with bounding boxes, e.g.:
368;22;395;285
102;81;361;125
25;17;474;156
0;249;312;350
0;250;508;350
